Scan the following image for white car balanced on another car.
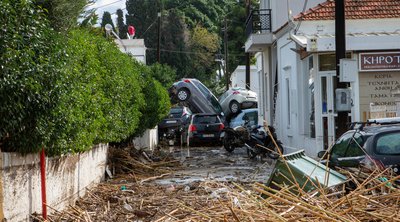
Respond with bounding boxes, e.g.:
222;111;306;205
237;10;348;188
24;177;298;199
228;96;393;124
219;87;258;117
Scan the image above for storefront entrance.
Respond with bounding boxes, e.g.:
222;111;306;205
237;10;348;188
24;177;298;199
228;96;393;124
319;71;338;149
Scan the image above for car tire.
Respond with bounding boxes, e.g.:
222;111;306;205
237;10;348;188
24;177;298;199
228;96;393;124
229;100;240;114
223;138;235;152
177;88;190;101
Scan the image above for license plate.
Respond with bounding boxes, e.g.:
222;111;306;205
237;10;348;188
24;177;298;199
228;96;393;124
166;120;177;123
203;134;214;138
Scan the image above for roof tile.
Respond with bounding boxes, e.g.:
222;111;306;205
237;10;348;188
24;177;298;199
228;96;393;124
294;0;400;21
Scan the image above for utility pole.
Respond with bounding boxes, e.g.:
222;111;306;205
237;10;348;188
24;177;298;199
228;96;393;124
335;0;348;137
245;0;251;90
157;11;161;63
224;17;229;90
335;0;346;81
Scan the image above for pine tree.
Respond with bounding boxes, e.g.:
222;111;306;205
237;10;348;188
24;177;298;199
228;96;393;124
116;9;127;39
101;11;115;31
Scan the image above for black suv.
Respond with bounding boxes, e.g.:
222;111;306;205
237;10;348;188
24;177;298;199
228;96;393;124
319;118;400;174
158;106;192;145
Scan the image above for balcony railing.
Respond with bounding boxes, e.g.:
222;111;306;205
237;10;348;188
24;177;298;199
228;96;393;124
245;9;272;37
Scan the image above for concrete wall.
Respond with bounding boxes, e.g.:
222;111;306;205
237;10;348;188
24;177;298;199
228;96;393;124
0;144;108;222
133;128;158;151
230;65;259;93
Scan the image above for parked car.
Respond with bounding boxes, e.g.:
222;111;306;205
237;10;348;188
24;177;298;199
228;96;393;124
318;118;400;174
168;79;224;118
219;87;257;117
181;113;225;146
158;106;192;145
229;108;258;128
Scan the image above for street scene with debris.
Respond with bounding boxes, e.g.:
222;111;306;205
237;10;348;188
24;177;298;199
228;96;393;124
1;0;400;221
40;145;400;221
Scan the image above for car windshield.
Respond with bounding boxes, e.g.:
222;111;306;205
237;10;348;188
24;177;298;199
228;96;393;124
193;115;219;124
331;132;366;158
376;131;400;155
169;108;182;118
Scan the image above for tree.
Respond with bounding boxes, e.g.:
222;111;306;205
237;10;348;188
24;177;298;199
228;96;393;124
187;25;219;83
126;0;159;63
116;9;127;39
34;0;92;31
101;11;115;31
159;9;191;79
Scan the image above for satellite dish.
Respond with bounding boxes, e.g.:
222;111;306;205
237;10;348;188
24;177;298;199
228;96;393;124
105;24;113;32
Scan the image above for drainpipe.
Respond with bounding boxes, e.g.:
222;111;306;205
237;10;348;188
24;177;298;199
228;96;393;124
40;148;47;220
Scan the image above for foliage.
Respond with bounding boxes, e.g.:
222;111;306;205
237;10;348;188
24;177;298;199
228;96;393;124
0;0;170;155
147;63;177;88
186;25;219;83
47;29;145;155
158;9;191;80
0;0;65;153
34;0;92;31
131;71;170;138
101;11;115;31
116;9;128;39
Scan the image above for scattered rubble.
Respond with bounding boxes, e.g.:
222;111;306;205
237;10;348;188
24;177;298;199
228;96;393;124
35;146;400;221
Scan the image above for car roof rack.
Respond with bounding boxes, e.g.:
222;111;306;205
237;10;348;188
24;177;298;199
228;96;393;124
349;117;400;130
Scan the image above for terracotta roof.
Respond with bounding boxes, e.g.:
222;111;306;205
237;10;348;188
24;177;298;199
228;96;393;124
294;0;400;21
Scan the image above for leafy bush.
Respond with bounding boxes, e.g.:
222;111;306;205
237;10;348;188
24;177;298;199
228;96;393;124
0;1;170;155
132;71;170;138
0;0;65;152
46;29;145;155
147;63;177;89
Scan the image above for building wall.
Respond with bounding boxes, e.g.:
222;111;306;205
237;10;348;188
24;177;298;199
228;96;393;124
133;127;158;150
276;33;303;154
1;144;108;222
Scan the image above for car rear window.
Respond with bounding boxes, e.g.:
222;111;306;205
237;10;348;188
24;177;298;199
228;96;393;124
376;132;400;155
169;108;182;118
193;115;220;124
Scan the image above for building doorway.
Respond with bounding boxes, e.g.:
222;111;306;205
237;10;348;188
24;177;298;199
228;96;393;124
319;71;337;149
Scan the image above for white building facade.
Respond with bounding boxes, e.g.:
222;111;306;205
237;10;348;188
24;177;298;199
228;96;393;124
246;0;400;157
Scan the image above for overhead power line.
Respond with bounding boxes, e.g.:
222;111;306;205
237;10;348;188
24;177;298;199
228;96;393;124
146;48;247;57
90;0;125;10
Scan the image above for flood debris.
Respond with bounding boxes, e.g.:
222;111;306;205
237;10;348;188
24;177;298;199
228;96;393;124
35;146;400;221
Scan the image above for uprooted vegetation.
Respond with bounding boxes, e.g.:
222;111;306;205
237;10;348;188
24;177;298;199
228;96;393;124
33;145;400;222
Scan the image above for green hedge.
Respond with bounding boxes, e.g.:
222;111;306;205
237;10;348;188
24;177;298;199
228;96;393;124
0;0;170;156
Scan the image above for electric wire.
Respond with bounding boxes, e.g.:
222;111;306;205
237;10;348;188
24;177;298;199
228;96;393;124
294;0;309;34
90;0;125;10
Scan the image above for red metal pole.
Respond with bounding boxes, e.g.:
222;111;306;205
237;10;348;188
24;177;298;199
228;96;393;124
40;147;47;220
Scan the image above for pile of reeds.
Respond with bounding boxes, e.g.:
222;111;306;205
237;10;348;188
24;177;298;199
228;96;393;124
40;166;399;222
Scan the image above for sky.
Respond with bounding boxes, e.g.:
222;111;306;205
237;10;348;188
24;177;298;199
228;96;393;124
87;0;127;25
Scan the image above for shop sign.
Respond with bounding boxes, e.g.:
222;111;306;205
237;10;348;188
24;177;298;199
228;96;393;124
359;52;400;71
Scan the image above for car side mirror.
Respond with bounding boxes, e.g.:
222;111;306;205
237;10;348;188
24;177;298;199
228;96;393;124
318;150;327;158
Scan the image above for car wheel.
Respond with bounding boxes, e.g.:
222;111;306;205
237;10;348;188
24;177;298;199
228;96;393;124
223;138;235;152
177;88;190;101
229;100;240;114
